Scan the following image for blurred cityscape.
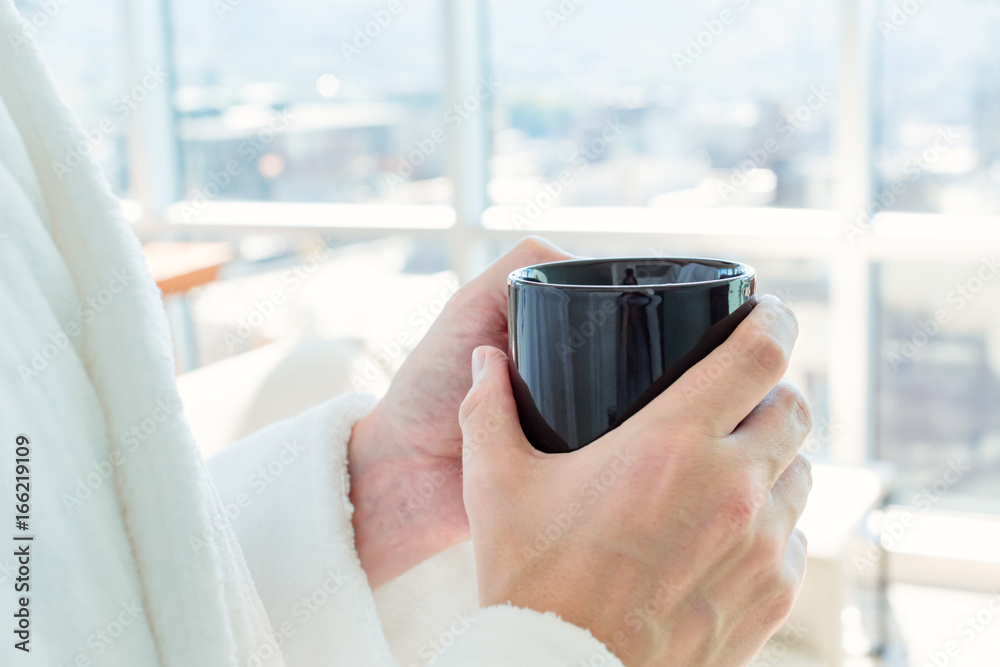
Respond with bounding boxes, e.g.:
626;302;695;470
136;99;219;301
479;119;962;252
17;0;1000;513
20;0;1000;213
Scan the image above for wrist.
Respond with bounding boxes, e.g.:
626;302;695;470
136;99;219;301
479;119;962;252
348;408;470;587
481;550;662;665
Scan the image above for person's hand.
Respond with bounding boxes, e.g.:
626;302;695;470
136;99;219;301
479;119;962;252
460;295;812;666
348;238;572;587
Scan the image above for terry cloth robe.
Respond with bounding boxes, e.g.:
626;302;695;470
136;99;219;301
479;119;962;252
0;2;624;665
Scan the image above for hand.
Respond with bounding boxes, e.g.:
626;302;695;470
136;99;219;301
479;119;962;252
459;296;812;666
348;238;572;587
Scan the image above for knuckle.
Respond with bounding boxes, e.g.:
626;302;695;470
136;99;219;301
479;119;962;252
685;596;724;638
514;236;545;253
513;236;548;259
793;528;808;553
790;454;813;492
720;497;755;535
458;386;486;428
776;384;813;434
513;236;565;263
759;294;799;335
747;329;789;377
764;580;798;626
717;475;764;535
750;527;786;570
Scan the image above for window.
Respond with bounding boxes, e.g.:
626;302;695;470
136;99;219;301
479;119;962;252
16;0;131;195
169;0;448;206
876;0;1000;215
878;260;1000;514
489;0;838;210
22;0;1000;522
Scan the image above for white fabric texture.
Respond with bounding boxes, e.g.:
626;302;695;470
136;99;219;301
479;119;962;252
0;1;275;665
0;2;625;665
208;397;625;667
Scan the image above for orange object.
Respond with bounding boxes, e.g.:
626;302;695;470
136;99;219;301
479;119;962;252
142;242;234;297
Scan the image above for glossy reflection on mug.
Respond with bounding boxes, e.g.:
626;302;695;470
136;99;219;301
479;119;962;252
508;257;756;454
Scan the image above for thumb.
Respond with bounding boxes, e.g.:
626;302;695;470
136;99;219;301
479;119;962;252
459;346;533;467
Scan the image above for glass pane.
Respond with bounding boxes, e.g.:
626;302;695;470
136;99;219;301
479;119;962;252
878;259;1000;514
16;0;131;195
489;0;838;211
168;0;448;205
876;0;1000;215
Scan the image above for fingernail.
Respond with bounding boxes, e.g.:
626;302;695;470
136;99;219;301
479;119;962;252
471;347;488;384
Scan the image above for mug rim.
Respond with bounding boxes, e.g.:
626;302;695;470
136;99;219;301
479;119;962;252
507;256;756;291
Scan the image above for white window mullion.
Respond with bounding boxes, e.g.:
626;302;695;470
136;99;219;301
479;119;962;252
443;0;494;281
122;0;180;232
828;0;879;466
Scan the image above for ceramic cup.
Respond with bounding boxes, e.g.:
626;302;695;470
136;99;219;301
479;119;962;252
507;257;756;453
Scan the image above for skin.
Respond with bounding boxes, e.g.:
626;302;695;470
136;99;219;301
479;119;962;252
349;238;813;665
348;237;571;587
460;296;812;665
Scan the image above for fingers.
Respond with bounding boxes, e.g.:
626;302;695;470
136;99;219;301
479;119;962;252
498;236;573;276
731;381;813;484
655;295;800;439
787;528;808;577
781;528;808;602
459;346;536;472
465;237;573;308
762;529;808;633
767;454;813;535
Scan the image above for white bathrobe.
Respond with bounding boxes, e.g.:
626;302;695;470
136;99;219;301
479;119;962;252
0;2;623;665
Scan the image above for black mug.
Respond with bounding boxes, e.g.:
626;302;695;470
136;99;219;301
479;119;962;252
507;257;756;453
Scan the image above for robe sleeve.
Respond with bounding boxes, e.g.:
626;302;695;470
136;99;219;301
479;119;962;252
207;393;624;667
